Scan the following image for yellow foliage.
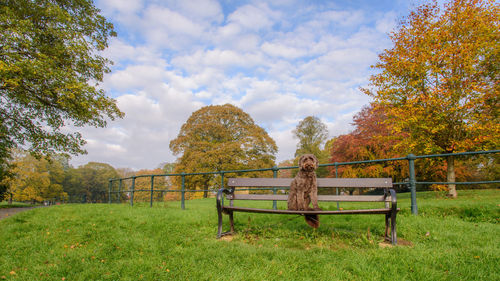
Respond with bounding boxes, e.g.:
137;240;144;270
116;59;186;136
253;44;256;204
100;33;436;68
430;184;448;192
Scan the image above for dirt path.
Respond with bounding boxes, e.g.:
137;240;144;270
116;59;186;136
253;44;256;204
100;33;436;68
0;207;42;220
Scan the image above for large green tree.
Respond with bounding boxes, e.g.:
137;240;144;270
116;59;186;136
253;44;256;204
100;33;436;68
293;116;329;177
170;104;277;198
362;0;499;197
0;0;123;166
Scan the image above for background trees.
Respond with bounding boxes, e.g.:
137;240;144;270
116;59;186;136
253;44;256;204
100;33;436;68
0;0;123;183
8;151;67;203
170;104;277;198
132;169;169;202
362;0;499;197
329;104;407;181
65;162;119;203
292;116;330;177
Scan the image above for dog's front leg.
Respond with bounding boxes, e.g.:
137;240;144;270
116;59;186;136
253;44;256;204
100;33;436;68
296;189;305;211
310;188;320;210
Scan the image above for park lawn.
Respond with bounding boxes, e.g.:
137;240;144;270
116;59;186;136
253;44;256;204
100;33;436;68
0;189;498;280
0;202;36;209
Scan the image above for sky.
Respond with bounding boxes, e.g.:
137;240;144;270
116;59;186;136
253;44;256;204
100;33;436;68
69;0;419;170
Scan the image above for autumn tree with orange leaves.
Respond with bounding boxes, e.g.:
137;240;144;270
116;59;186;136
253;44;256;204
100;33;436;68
170;104;277;198
362;0;499;198
329;104;407;181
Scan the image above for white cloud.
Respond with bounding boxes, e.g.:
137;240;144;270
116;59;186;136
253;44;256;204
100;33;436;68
226;3;277;31
261;42;306;59
144;6;205;37
176;0;223;22
70;0;409;168
99;0;143;16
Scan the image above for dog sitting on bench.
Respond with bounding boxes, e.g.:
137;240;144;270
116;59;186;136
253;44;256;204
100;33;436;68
288;154;321;228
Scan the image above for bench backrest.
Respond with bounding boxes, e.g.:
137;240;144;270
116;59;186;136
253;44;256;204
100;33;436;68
227;178;392;188
226;178;393;203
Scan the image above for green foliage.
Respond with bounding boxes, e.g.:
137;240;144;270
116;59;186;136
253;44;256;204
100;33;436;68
293;116;328;157
292;116;330;177
0;0;123;166
0;190;498;280
62;162;119;203
169;104;277;197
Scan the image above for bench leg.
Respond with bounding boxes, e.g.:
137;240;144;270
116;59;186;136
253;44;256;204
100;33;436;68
217;206;224;238
217;209;234;238
229;211;234;233
391;212;397;245
384;214;391;242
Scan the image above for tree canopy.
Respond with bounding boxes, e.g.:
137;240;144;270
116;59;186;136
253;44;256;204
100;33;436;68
7;150;67;203
63;162;118;203
362;0;499;197
169;104;277;197
292;116;330;176
0;0;123;162
293;116;329;157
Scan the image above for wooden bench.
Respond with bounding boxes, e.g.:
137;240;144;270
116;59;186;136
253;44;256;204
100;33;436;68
216;178;399;245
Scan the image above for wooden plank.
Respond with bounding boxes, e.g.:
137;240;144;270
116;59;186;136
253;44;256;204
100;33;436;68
231;194;391;202
317;178;392;188
317;195;389;202
230;194;288;201
227;178;292;187
227;178;392;188
222;206;393;215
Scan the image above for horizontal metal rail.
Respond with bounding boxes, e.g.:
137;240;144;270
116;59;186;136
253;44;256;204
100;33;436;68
108;150;499;213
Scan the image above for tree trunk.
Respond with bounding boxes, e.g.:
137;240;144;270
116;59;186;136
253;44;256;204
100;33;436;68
446;155;457;198
203;178;210;198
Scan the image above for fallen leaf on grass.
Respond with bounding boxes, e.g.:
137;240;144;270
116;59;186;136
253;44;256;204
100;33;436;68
9;271;16;275
219;235;233;242
378;242;393;248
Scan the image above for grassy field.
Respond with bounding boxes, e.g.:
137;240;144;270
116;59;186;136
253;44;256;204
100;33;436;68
0;189;498;280
0;202;35;209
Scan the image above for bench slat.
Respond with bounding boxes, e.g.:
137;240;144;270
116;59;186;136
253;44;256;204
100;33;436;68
223;206;393;215
230;194;390;202
227;178;392;188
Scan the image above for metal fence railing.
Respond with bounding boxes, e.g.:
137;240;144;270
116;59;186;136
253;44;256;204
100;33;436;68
108;150;499;215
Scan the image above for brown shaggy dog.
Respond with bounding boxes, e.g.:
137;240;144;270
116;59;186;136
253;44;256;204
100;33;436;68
288;154;321;228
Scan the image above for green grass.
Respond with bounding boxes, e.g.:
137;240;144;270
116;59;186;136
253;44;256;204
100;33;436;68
0;202;35;209
0;189;498;280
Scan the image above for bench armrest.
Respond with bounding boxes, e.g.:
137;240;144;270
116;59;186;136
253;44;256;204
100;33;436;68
388;188;397;213
216;188;234;214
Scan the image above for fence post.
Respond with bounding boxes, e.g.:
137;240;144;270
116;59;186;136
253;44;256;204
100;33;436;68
181;173;186;210
335;163;340;210
150;176;155;208
407;154;418;215
220;172;225;195
118;179;122;203
272;166;278;210
130;177;135;207
108;180;112;204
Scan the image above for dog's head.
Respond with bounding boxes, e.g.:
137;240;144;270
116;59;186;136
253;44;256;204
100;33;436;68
298;154;318;172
